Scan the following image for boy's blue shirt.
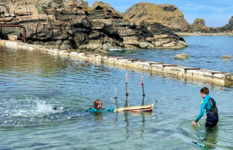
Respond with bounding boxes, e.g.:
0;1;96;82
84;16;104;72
195;94;213;122
88;107;114;113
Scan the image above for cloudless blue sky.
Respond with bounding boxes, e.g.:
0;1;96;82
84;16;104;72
85;0;233;27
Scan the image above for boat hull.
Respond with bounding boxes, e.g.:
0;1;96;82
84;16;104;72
114;103;154;112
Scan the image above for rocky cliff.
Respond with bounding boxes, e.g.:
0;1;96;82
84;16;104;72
0;0;187;51
124;2;190;32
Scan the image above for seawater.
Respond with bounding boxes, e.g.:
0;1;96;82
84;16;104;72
107;36;233;73
0;36;233;150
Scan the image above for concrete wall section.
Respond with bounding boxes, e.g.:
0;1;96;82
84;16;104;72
1;40;233;87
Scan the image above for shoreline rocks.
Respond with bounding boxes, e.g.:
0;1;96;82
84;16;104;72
0;0;187;51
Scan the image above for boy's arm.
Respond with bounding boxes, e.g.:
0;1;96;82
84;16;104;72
88;108;97;113
195;100;206;122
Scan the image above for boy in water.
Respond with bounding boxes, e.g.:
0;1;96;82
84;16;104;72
88;99;114;113
192;87;219;128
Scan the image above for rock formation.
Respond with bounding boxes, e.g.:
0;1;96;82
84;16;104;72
190;18;210;32
174;54;190;60
190;17;233;33
124;2;190;32
220;16;233;32
222;55;232;59
0;0;187;51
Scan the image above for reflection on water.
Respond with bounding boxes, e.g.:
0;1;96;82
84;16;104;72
94;113;104;122
0;47;65;74
1;44;233;149
203;127;218;149
124;112;130;140
192;125;218;149
141;114;146;140
180;117;233;150
120;112;151;141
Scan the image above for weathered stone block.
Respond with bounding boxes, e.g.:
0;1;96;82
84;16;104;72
123;36;138;45
8;35;18;41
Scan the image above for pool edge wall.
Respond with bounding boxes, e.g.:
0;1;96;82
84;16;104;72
1;40;233;87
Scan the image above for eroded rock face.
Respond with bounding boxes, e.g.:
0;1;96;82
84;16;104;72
0;0;39;16
89;1;122;19
0;0;188;51
36;0;64;14
124;2;190;32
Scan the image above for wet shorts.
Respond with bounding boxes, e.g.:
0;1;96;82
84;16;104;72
206;113;219;128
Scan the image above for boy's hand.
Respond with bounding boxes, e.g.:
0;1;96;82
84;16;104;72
108;107;114;111
192;121;197;125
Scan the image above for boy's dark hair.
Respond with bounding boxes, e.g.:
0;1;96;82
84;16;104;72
200;87;209;95
94;99;102;107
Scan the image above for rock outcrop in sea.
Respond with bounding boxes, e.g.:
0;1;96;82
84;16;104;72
124;2;190;32
0;0;187;51
190;18;210;32
174;54;190;60
123;2;232;34
215;16;233;33
190;17;233;33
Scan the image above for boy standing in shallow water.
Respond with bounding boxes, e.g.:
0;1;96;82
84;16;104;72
193;87;219;128
88;99;114;113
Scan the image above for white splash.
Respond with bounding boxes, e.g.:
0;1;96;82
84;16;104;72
9;96;61;117
36;101;56;114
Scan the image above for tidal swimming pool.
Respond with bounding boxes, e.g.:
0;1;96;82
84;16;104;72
0;36;233;150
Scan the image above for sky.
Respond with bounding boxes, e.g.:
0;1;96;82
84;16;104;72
85;0;233;27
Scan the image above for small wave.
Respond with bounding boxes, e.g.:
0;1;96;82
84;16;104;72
0;96;84;128
11;101;61;117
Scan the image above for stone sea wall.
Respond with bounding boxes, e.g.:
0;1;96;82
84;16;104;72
1;39;233;87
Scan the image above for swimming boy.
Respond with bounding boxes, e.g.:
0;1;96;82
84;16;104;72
88;99;114;113
192;87;219;128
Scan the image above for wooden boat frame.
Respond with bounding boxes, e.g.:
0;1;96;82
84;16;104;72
114;103;154;113
114;74;155;113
